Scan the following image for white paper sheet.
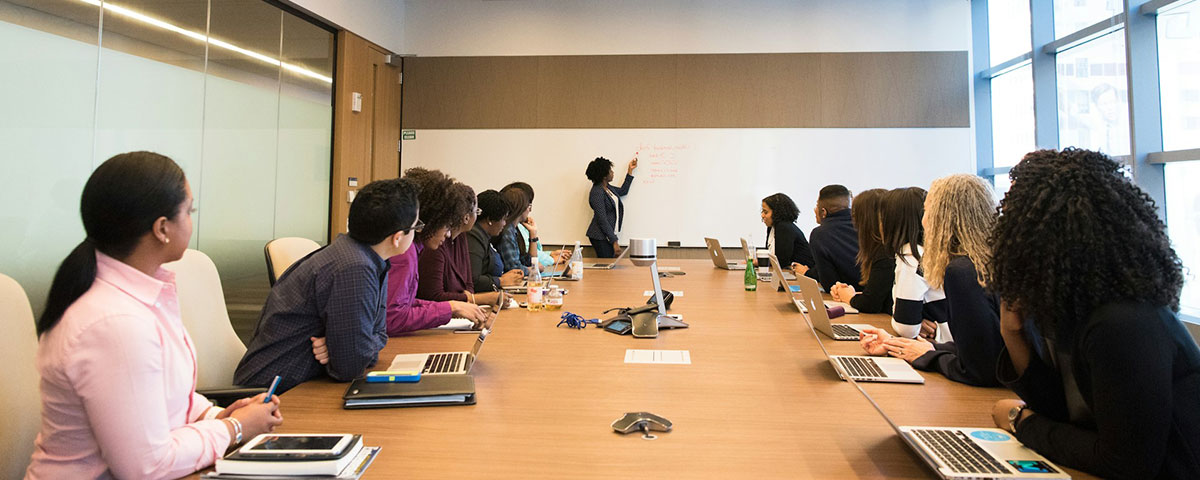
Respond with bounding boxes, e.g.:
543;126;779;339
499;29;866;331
643;290;684;297
624;349;691;364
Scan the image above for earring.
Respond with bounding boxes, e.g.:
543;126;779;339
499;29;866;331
163;237;170;244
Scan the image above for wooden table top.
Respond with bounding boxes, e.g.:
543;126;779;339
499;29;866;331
197;259;1094;479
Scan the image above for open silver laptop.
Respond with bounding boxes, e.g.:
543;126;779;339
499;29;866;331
501;241;582;292
745;237;795;282
770;254;868;340
584;243;629;269
795;274;923;384
387;310;499;375
818;338;1068;479
542;241;581;277
704;237;746;270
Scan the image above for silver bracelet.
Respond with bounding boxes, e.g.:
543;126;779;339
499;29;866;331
227;417;243;444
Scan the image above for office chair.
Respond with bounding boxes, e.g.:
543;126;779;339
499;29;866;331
0;274;40;479
163;250;264;406
264;237;321;286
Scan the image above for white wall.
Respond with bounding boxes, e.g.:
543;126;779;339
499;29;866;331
289;0;405;52
403;128;973;248
401;0;970;56
393;0;976;246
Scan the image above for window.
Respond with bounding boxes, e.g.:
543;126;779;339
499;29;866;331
1158;0;1200;151
989;0;1032;63
991;65;1036;169
1056;30;1130;156
1165;162;1200;317
1055;0;1123;37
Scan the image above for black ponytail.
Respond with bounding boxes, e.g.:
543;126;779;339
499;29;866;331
37;151;187;335
38;241;99;335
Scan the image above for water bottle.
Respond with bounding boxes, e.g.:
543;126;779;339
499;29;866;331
744;250;757;291
568;244;584;280
527;259;544;311
545;285;563;310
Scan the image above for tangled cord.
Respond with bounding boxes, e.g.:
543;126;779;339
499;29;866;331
556;311;600;329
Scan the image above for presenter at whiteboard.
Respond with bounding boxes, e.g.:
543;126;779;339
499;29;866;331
584;156;637;258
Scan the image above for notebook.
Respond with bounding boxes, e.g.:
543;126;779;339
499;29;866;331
343;374;476;409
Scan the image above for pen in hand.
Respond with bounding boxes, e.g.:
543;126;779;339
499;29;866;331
264;375;282;403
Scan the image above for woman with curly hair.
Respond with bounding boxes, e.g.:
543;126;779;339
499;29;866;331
585;156;638;258
987;149;1200;478
760;193;815;273
830;188;894;314
385;168;490;335
858;175;1004;386
417;183;508;308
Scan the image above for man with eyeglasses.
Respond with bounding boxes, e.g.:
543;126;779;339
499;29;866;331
235;179;421;394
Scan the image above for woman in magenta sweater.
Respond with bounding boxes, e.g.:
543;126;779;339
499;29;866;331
386;169;489;335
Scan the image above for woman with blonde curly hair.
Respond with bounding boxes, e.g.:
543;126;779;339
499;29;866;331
859;174;1004;386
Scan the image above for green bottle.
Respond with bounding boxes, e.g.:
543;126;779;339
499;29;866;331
744;253;757;291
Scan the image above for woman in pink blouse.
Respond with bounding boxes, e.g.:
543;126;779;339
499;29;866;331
25;152;283;479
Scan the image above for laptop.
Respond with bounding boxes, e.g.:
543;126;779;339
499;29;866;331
543;241;581;277
704;237;746;270
770;254;869;340
583;243;630;269
387;310;499;375
745;237;795;282
819;340;1068;479
794;271;923;384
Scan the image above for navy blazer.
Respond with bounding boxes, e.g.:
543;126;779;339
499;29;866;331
585;174;633;243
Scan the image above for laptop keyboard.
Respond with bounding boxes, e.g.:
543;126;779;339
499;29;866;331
423;353;464;374
911;429;1008;475
837;357;886;379
831;324;860;338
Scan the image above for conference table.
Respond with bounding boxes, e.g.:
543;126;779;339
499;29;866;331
198;259;1095;479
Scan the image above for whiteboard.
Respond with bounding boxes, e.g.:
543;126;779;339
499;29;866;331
400;128;973;248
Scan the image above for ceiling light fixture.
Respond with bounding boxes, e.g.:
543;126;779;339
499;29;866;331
80;0;333;84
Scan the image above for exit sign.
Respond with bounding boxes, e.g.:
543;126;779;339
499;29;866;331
401;130;416;140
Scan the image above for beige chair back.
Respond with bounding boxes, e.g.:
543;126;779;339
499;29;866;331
0;274;40;479
163;249;245;389
265;237;321;285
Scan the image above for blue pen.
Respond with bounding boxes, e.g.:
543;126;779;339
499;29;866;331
264;375;282;403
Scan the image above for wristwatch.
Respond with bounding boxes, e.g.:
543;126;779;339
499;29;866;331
1007;404;1029;433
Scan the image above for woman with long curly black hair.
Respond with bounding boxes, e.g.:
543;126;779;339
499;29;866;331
760;193;815;273
988;148;1200;479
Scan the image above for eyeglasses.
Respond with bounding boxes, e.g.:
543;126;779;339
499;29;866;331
402;218;425;234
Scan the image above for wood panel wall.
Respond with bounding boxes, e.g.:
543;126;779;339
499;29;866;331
330;31;401;240
401;51;969;129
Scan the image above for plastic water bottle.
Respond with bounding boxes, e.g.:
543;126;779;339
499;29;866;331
527;259;544;311
545;285;563;310
568;244;584;280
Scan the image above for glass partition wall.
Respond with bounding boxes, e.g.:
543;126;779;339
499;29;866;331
0;0;334;336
